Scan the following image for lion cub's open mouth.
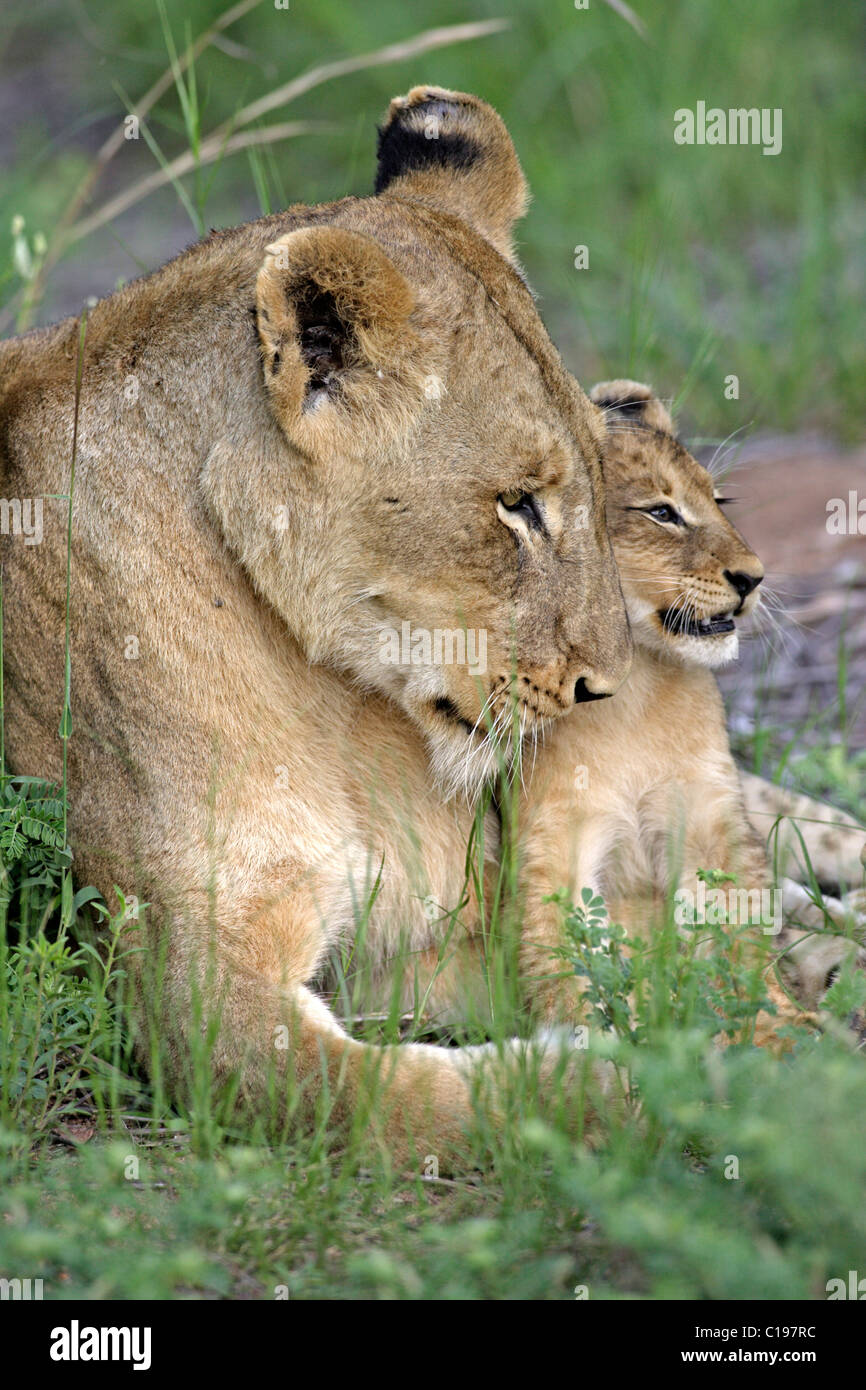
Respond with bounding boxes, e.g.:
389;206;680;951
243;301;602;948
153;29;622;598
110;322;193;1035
659;607;737;638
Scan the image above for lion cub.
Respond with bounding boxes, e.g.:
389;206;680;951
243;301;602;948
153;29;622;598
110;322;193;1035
519;381;864;1032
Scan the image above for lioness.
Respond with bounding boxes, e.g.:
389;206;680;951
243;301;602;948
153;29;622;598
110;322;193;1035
519;381;865;1031
0;88;631;1164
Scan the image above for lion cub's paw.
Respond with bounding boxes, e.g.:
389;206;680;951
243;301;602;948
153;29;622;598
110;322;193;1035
776;924;866;1047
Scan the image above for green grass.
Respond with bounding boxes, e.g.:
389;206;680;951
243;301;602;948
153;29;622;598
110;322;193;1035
3;1039;865;1302
2;859;865;1300
1;0;865;1302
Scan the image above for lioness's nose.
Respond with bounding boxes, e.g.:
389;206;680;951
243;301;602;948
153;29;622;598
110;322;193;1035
574;677;614;704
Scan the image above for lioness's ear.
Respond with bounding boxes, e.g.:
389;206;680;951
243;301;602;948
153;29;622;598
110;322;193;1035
590;380;675;435
374;86;529;262
257;226;428;457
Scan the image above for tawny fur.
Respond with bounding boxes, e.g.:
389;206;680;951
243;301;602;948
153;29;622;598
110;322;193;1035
0;89;631;1167
374;86;529;264
518;382;865;1041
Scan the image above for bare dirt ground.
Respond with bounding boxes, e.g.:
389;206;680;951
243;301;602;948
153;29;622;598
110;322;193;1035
711;436;866;757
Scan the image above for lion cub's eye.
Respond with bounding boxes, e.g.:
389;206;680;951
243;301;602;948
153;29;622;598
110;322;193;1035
497;491;545;532
645;503;682;526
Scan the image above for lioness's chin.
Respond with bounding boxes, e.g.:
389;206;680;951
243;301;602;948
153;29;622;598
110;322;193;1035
410;691;519;802
425;722;503;802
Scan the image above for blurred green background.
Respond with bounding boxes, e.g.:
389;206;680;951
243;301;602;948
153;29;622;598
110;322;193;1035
1;0;864;437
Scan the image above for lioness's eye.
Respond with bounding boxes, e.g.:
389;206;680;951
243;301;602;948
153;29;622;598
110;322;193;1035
645;503;682;525
498;491;544;531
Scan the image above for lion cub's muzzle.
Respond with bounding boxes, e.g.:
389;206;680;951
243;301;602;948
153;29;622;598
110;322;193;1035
725;568;763;614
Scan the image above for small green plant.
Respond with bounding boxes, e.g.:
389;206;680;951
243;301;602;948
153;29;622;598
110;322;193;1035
0;776;70;938
0;903;145;1144
549;887;636;1041
549;879;776;1049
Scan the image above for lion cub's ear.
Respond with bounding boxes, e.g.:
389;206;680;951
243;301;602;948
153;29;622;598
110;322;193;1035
589;380;675;435
374;86;529;263
257;226;428;458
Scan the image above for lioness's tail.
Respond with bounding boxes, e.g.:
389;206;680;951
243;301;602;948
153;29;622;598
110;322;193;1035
150;949;612;1171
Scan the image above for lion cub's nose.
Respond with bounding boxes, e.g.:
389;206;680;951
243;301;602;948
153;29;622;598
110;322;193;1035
574;677;614;704
725;570;763;604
